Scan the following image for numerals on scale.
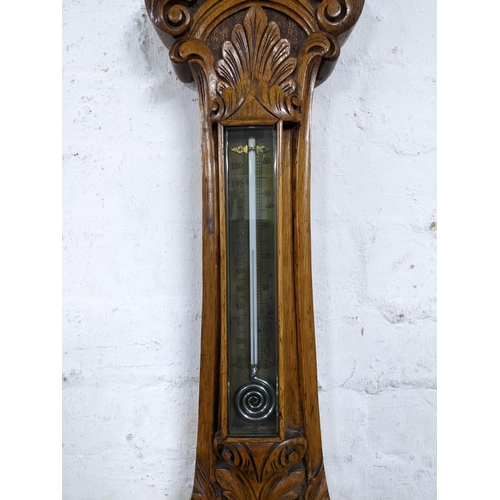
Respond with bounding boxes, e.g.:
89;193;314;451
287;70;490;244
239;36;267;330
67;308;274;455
225;127;278;436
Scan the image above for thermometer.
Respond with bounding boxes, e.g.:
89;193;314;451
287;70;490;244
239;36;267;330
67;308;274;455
225;127;278;437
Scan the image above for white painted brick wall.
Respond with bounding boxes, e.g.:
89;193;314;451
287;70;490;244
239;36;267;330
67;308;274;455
62;1;436;498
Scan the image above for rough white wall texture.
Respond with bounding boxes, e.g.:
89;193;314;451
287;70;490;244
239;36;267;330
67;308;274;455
62;1;436;499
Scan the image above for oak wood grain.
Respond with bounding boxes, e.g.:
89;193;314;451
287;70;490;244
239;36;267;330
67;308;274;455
145;1;365;498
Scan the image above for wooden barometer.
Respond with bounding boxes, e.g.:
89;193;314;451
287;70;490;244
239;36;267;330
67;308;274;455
145;1;364;498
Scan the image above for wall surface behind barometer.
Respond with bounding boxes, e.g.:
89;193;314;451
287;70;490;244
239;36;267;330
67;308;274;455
62;1;436;498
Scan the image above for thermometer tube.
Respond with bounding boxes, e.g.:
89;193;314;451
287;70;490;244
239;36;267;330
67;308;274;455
248;136;258;368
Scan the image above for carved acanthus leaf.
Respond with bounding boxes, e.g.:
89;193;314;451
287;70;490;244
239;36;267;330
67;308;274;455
261;437;307;480
305;461;330;500
215;467;256;500
213;436;307;500
260;470;305;500
212;6;301;121
192;461;217;500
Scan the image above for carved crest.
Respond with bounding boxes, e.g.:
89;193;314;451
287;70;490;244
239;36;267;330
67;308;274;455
211;6;301;122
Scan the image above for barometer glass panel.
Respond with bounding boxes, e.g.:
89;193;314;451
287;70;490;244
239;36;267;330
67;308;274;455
226;127;278;437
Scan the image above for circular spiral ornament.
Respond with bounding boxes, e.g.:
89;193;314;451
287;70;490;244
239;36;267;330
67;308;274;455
235;375;276;421
164;4;191;37
147;0;193;39
316;0;353;36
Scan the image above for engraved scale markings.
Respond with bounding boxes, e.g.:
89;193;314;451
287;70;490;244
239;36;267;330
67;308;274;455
226;127;278;436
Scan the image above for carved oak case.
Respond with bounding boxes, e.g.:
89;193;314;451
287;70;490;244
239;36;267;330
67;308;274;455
145;1;364;498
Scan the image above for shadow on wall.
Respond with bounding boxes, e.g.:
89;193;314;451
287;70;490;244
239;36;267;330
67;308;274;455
125;6;198;103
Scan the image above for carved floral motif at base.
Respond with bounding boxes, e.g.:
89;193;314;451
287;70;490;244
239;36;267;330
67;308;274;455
212;435;307;500
192;445;332;500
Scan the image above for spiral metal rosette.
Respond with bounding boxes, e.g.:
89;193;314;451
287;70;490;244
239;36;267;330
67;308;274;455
234;375;276;421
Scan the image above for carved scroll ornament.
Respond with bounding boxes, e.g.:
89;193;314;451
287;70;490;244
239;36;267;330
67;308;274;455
169;7;345;125
148;0;365;116
147;0;364;41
